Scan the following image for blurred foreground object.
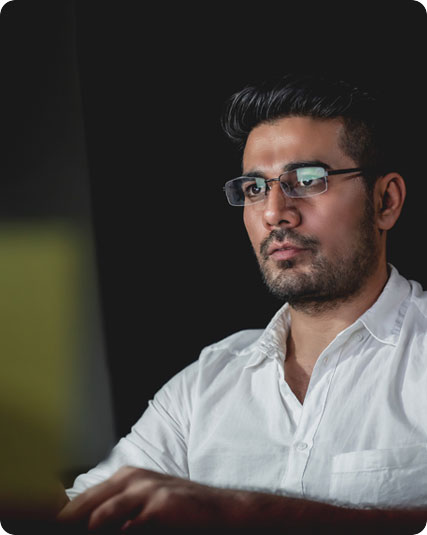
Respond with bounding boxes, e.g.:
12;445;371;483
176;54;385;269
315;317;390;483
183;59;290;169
0;0;116;525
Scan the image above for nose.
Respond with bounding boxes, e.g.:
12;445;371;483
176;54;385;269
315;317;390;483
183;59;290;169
262;181;301;229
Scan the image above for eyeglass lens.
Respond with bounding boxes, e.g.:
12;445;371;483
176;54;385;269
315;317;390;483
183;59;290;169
225;167;328;205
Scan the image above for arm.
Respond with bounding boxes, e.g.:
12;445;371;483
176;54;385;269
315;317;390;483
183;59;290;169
57;467;427;534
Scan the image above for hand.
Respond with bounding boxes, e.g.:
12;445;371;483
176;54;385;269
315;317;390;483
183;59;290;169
57;466;239;533
56;466;427;534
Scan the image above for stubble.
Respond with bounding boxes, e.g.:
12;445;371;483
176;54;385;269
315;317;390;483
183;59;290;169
257;197;380;314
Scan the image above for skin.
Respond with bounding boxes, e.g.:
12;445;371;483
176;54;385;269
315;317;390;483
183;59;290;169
56;467;426;534
55;116;416;533
242;116;406;402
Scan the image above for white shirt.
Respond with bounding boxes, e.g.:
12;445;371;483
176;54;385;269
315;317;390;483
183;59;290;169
67;265;427;509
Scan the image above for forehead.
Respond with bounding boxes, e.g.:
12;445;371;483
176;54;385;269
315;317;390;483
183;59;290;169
242;116;351;173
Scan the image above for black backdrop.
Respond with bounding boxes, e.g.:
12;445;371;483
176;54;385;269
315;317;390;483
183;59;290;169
2;0;427;457
73;1;427;438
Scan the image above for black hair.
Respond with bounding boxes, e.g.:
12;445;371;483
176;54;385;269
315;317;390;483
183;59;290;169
221;73;397;190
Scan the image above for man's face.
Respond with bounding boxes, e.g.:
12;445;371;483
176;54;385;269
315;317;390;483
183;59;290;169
242;116;382;312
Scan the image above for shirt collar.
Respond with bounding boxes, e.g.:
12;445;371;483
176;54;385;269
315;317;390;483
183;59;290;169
357;264;411;346
242;264;411;369
242;303;291;368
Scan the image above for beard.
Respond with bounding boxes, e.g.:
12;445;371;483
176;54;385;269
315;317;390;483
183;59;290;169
257;198;381;314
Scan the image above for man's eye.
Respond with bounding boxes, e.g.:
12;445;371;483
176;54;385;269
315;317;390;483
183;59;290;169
247;184;262;195
242;180;265;198
296;167;326;187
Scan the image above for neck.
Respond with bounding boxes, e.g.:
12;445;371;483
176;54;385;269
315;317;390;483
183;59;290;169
286;261;390;369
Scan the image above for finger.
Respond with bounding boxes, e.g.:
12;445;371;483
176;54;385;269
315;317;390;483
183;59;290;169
87;489;147;532
57;478;126;525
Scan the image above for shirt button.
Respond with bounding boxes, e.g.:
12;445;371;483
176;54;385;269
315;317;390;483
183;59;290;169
355;333;364;342
295;441;308;451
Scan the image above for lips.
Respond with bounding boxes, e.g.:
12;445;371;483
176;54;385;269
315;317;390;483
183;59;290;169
267;241;304;255
267;242;306;261
260;230;319;261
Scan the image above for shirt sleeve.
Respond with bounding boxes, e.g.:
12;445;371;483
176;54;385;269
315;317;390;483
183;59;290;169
66;359;198;500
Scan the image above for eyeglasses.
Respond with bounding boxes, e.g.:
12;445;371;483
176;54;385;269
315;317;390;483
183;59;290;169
223;166;364;206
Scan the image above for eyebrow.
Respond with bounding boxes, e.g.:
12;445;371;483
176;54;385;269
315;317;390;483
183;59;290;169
243;160;332;178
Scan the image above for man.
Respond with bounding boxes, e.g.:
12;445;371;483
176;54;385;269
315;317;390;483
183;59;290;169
58;74;427;533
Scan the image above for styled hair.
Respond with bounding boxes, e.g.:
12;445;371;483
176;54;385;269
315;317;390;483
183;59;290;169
221;73;396;189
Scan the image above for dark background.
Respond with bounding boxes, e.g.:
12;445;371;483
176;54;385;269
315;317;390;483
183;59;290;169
1;0;426;480
75;0;427;439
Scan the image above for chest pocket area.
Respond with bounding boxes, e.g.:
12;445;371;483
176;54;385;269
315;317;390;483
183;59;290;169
329;444;427;508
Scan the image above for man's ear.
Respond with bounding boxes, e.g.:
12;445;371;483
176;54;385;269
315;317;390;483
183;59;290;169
375;173;406;231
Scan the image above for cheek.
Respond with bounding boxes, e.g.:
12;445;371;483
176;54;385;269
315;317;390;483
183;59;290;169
304;197;366;254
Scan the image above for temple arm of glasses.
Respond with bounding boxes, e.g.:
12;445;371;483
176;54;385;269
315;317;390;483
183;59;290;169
327;167;364;176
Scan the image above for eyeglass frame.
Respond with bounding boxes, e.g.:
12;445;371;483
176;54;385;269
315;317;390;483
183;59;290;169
223;166;365;206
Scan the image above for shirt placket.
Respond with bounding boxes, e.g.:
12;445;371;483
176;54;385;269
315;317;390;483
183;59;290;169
279;338;346;496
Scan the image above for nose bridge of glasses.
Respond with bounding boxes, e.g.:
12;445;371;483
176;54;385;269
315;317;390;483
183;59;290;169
263;176;293;206
265;176;292;198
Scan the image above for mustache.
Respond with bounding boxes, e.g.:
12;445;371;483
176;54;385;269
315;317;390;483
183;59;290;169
260;228;320;260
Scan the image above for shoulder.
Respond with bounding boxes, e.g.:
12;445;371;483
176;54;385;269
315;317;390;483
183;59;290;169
160;329;264;395
145;329;264;424
408;278;427;319
202;329;264;356
395;276;427;354
197;329;264;372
